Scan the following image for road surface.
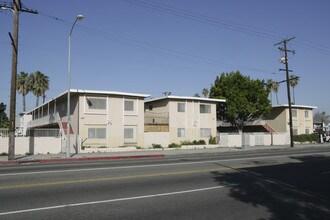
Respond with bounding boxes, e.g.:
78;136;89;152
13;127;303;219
0;147;330;219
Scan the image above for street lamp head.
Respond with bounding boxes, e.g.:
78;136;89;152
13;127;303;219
76;15;84;21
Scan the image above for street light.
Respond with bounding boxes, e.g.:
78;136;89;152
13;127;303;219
67;15;84;158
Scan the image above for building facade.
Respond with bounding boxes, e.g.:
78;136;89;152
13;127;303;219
265;105;316;135
26;89;150;150
144;96;225;146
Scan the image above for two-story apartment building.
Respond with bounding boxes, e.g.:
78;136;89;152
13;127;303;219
26;89;150;151
144;96;226;146
265;104;316;135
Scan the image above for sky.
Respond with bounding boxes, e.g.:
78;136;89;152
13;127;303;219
1;0;329;115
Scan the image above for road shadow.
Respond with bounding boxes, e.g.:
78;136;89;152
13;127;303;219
212;155;330;220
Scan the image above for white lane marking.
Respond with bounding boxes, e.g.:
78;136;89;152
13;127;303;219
0;185;233;216
1;151;329;177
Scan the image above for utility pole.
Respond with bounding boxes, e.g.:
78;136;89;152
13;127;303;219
274;37;295;148
1;0;37;160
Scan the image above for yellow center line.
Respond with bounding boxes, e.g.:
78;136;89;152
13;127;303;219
0;164;258;190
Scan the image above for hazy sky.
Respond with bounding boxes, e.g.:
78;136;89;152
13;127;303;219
1;0;329;114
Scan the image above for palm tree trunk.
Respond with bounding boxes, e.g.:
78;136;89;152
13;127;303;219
292;87;295;104
22;94;26;112
276;92;279;105
36;96;39;107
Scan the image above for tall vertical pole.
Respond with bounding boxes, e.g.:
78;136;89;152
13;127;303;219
283;40;294;148
67;15;84;158
67;34;71;158
275;37;295;148
8;0;19;160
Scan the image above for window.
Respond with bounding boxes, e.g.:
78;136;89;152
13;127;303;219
125;100;135;111
200;104;211;113
124;126;137;143
88;128;106;139
305;129;310;134
177;128;185;137
292;109;297;117
305;110;309;118
293;128;298;135
87;98;106;110
124;128;134;139
200;128;211;138
177;103;185;112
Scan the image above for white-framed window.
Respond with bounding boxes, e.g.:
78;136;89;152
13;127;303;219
293;128;298;135
292;109;297;118
305;110;309;118
200;128;211;138
305;129;310;134
124;99;137;115
86;98;106;110
177;103;185;112
124;126;137;143
125;100;134;111
177;128;185;137
88;128;106;139
200;104;211;113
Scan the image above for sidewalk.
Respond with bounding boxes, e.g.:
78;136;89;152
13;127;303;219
1;143;329;165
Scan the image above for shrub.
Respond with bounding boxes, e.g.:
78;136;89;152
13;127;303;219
181;141;193;146
0;152;8;156
293;133;320;143
169;143;181;148
209;136;217;144
152;144;163;149
194;140;206;145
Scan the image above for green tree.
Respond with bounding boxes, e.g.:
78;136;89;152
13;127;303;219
29;71;49;107
193;93;200;97
210;71;271;132
289;74;299;104
0;102;9;128
202;88;209;98
16;71;30;112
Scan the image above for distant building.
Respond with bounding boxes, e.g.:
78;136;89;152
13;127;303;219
265;104;316;135
144;95;225;146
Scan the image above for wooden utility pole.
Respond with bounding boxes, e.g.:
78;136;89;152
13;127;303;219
274;37;295;148
1;0;37;160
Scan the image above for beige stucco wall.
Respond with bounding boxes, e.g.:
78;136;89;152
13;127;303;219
266;107;314;135
266;108;287;132
78;95;145;147
168;100;217;144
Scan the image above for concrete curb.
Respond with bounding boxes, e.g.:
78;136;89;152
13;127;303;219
0;154;165;165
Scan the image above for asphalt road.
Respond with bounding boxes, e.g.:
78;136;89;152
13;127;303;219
0;148;330;219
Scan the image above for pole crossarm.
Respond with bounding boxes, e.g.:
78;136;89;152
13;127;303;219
0;2;38;14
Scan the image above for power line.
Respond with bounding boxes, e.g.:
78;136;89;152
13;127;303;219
121;0;330;56
36;11;276;74
121;0;282;41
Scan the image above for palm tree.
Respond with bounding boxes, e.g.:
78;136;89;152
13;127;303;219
29;71;49;107
266;80;279;105
202;88;209;98
289;74;299;104
272;81;280;105
16;71;30;112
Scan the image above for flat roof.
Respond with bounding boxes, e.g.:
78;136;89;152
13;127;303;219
272;104;317;109
26;89;150;113
145;95;226;103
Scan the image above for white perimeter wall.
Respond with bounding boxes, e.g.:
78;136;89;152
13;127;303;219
0;137;61;155
144;132;170;148
219;132;290;147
